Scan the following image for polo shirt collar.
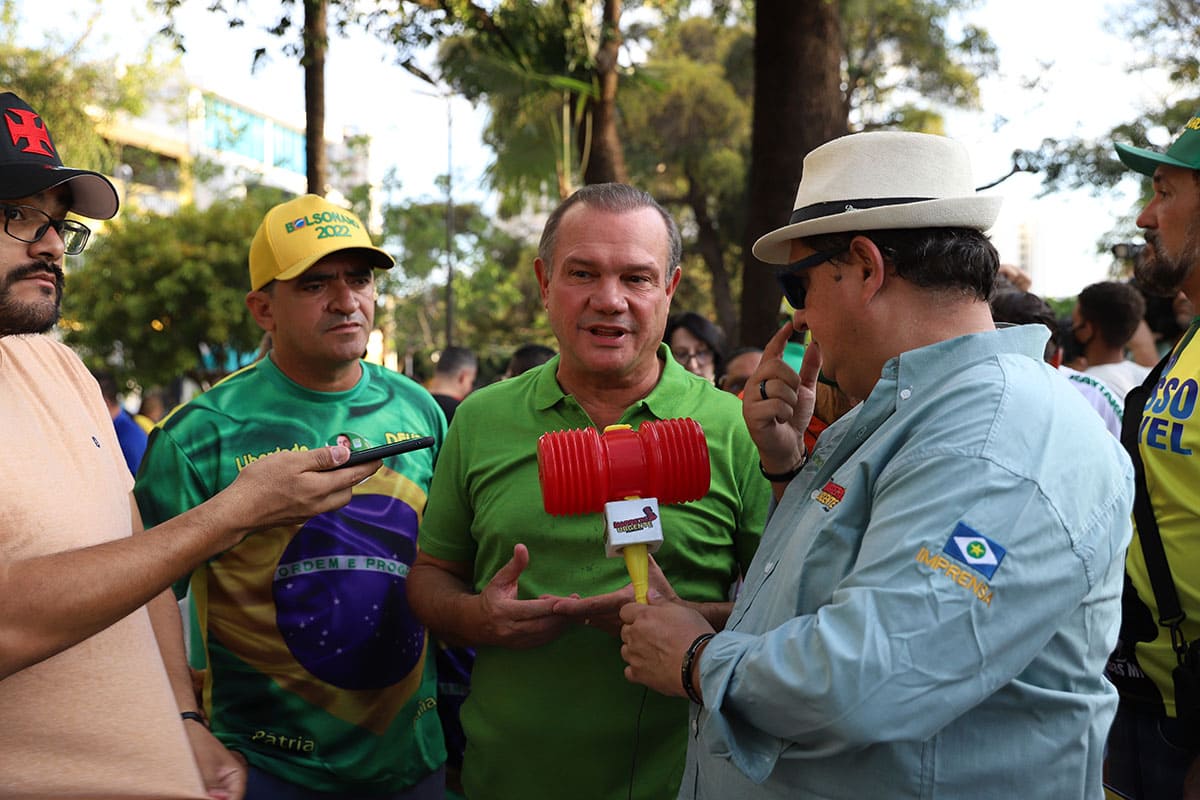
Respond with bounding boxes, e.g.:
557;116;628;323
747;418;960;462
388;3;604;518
530;343;687;421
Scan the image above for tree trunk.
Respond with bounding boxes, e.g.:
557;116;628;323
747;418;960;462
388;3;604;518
581;0;629;185
687;176;737;344
303;0;328;196
739;0;845;348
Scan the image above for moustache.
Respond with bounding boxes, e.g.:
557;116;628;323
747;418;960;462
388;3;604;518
6;262;65;289
323;312;369;330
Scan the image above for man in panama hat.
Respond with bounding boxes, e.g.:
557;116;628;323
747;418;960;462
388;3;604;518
0;91;382;798
618;130;1135;798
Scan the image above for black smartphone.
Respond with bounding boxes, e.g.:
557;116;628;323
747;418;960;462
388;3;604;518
333;436;435;469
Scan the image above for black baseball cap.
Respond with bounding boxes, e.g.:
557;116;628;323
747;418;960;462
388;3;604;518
0;92;119;219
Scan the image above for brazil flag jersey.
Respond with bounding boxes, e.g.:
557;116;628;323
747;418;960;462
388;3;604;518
134;357;447;792
1120;319;1200;717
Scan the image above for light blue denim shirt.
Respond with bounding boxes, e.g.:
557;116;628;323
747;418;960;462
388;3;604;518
684;325;1134;800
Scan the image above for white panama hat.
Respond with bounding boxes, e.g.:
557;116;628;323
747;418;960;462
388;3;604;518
753;131;1003;265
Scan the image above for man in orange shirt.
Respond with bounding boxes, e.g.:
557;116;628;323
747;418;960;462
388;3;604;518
0;91;378;799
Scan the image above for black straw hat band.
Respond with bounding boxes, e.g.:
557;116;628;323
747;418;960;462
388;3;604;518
788;197;934;225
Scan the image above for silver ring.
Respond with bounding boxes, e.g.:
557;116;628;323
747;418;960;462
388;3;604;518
759;379;769;401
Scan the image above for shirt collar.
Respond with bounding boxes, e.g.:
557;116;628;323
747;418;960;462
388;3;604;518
883;324;1050;399
530;342;688;421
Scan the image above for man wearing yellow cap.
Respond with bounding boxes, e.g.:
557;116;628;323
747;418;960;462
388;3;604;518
136;195;449;799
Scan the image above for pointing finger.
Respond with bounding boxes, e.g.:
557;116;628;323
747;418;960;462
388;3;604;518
797;338;823;388
761;320;795;362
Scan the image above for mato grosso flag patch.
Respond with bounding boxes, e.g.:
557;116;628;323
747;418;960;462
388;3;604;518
942;522;1007;580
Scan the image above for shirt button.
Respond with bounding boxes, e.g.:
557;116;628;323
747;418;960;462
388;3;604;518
764;561;776;575
900;388;912;400
811;490;820;500
692;717;699;734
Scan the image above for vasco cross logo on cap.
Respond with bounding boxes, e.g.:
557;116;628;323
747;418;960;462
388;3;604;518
5;107;55;158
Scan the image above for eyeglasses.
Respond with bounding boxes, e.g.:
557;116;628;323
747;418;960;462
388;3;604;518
672;348;713;366
775;248;844;310
1;204;92;255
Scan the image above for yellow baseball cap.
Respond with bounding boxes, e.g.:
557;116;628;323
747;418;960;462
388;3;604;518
249;194;394;290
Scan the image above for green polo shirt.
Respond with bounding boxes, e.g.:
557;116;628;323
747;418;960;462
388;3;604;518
419;344;769;800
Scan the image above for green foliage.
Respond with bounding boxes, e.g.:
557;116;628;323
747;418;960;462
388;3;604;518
379;193;553;365
1045;295;1076;319
1025;1;1200;241
154;0;365;63
433;1;615;209
0;0;163;174
620;17;752;330
420;1;997;341
61;195;284;390
842;0;998;130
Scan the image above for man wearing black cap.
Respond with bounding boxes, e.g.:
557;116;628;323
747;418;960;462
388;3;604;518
0;92;381;798
617;130;1134;798
1106;113;1200;800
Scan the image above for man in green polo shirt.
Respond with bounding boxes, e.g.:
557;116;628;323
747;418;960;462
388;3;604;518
408;183;769;800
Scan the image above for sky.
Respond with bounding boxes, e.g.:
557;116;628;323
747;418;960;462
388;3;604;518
947;0;1166;297
22;0;1174;299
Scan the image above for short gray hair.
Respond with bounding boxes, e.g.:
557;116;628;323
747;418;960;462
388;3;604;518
537;183;682;277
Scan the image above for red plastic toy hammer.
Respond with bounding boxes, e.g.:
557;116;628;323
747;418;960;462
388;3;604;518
537;418;711;603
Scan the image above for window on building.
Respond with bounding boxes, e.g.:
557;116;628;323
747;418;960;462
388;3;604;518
204;95;265;163
272;125;306;174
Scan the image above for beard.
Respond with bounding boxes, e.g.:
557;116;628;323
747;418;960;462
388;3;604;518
1136;220;1200;297
0;262;65;336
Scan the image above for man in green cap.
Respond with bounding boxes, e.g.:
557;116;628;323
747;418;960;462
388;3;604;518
1106;112;1200;799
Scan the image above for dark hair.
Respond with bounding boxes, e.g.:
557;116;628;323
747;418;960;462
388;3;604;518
664;311;726;375
1077;281;1146;348
435;346;478;376
726;345;764;361
507;343;555;377
802;227;999;301
989;290;1058;362
90;369;119;406
1134;280;1190;344
718;347;764;391
538;183;682;277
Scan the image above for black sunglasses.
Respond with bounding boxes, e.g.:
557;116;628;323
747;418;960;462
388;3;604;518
774;248;844;310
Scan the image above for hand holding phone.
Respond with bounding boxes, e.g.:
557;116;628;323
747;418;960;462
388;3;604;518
333;436;435;468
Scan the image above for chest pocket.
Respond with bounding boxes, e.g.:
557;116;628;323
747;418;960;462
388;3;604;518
729;488;867;628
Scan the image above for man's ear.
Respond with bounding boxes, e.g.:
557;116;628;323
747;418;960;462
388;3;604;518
534;257;551;307
665;263;682;299
246;290;275;332
847;235;887;304
1074;320;1093;347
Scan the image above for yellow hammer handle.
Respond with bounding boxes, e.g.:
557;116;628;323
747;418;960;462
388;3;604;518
624;543;650;604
